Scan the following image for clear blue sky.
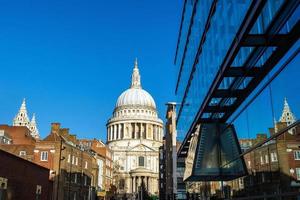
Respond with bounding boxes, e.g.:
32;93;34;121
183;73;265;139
0;1;299;142
0;0;182;141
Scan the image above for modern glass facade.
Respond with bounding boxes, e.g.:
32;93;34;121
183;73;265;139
175;0;300;198
175;0;299;143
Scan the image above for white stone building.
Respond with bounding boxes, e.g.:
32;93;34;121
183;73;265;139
13;98;40;139
107;59;163;196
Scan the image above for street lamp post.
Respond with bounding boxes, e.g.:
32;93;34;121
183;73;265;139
56;139;66;200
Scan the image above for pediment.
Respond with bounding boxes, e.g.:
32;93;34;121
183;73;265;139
128;143;155;152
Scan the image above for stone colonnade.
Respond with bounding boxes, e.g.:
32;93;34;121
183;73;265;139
127;175;158;194
107;122;163;142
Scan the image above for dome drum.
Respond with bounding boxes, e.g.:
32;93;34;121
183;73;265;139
107;121;163;142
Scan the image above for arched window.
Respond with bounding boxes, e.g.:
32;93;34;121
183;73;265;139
138;156;145;167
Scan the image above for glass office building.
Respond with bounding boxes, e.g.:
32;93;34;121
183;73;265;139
175;0;299;197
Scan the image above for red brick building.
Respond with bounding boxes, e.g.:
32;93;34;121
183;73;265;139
79;139;114;199
0;125;36;161
0;148;52;200
34;123;99;200
0;123;100;200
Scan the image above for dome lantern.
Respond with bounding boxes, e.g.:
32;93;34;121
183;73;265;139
115;59;156;110
131;58;141;89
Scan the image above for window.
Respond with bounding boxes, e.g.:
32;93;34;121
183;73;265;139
265;154;269;163
271;152;278;162
138;156;145;167
260;156;264;164
84;175;87;186
72;155;75;164
247;161;251;168
19;151;26;156
67;154;71;163
239;178;244;187
75;157;78;165
85;161;88;169
294;150;300;160
41;151;48;161
296;168;300;180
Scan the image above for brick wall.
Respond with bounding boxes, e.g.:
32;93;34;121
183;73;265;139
0;149;52;200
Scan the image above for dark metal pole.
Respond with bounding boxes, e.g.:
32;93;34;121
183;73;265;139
68;147;73;200
56;139;63;200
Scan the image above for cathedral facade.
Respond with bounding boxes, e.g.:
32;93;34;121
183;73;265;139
107;60;163;196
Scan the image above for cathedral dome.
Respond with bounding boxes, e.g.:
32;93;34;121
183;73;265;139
116;88;156;109
114;59;156;110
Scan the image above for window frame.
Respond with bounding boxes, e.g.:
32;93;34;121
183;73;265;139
138;156;145;167
294;150;300;160
19;151;26;156
265;154;269;164
260;155;264;164
40;151;48;161
296;168;300;180
271;152;278;162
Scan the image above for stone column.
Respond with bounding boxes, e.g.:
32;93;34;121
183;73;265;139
129;123;133;139
113;125;116;140
107;127;109;141
150;124;153;140
120;124;122;139
157;125;159;140
107;127;110;141
134;123;136;139
144;123;147;139
158;126;161;141
153;125;156;140
113;124;116;140
118;124;121;139
135;176;138;193
116;124;119;139
141;123;144;139
110;125;113;141
138;176;141;189
136;123;140;139
111;125;114;140
145;123;149;139
131;176;133;193
138;123;141;139
120;124;123;139
116;124;118;140
126;177;130;194
112;126;114;140
146;176;149;191
149;177;152;193
141;176;144;189
156;125;158;140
